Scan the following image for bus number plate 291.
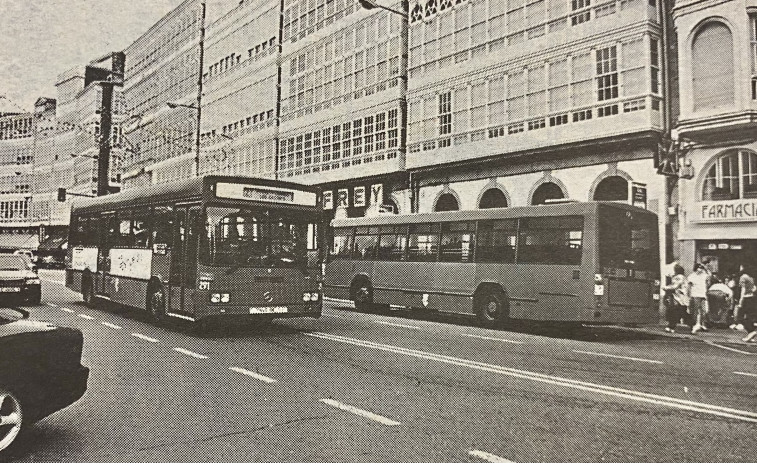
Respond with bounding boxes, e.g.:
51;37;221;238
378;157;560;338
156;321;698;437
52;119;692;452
249;306;288;314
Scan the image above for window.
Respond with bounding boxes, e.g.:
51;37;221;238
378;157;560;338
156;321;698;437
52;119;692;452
439;91;452;136
702;150;757;200
650;38;660;94
440;222;475;262
152;206;174;246
531;182;565;205
434;193;459;211
476;219;517;263
596;46;618;101
479;188;508;208
518;216;583;265
593;175;629;201
376;226;408;261
408;223;439;261
330;229;353;258
353;227;379;260
571;0;590;25
692;22;734;110
751;15;757;74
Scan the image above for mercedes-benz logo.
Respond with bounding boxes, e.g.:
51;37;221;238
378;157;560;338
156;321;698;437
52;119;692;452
263;291;273;302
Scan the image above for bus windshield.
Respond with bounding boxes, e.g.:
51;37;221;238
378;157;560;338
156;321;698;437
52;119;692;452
599;207;659;272
202;206;308;268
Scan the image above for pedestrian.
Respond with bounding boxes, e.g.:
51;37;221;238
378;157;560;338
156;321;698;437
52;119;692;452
662;264;689;333
737;264;757;342
727;274;742;329
688;263;710;333
707;276;732;326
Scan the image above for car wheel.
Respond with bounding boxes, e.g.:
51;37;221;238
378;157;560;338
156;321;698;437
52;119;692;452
82;276;96;307
475;290;508;328
351;280;373;312
0;389;25;456
148;286;166;324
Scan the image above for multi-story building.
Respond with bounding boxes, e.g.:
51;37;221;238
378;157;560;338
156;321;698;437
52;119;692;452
670;0;757;276
0;108;36;251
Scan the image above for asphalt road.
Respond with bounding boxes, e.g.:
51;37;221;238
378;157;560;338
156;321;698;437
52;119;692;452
7;270;757;462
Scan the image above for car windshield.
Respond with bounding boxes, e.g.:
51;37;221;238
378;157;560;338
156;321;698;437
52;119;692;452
0;255;25;270
201;206;309;268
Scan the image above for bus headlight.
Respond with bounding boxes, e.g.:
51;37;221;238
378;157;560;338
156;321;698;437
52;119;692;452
310;292;319;301
210;293;229;303
594;274;603;283
220;293;230;303
303;292;312;302
654;279;660;287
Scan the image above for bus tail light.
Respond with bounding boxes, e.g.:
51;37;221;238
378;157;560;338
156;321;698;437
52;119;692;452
594;274;605;299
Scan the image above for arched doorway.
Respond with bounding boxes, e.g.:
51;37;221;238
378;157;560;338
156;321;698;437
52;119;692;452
434;193;459;211
531;182;565;205
593;175;628;201
478;188;508;209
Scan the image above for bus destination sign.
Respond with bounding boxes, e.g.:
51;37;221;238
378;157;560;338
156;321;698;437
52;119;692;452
215;182;317;206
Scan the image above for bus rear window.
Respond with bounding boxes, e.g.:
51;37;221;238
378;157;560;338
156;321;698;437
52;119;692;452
518;216;583;265
599;208;658;271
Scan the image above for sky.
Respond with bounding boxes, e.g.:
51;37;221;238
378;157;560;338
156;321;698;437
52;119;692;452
0;0;235;112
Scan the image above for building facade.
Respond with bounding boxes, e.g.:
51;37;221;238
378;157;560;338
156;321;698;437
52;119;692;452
671;0;757;276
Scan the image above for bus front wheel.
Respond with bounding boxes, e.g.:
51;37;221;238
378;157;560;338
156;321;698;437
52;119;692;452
148;286;166;324
475;290;508;328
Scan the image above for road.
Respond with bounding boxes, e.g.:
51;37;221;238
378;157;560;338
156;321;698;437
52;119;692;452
8;270;757;462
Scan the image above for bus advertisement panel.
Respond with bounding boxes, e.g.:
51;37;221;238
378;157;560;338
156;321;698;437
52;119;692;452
65;176;322;326
324;202;660;328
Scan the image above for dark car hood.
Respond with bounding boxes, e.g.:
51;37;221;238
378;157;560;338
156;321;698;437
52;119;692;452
0;318;58;336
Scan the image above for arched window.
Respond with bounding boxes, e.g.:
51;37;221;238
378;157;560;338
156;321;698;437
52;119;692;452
478;188;508;209
702;150;757;200
531;182;565;205
593;176;628;201
692;21;734;111
434;193;459;211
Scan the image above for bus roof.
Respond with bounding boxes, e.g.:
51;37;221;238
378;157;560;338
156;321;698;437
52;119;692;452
331;201;655;228
72;176;318;215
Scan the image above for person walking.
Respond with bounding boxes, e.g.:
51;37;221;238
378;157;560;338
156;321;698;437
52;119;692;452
662;264;689;333
737;264;757;342
688;263;710;333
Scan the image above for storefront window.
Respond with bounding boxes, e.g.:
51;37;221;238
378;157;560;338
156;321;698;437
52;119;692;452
701;150;757;200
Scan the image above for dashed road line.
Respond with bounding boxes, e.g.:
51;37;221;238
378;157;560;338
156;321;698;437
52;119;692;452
229;367;277;384
173;347;208;359
60;307;75;313
463;333;524;344
78;314;95;320
101;322;122;330
572;349;663;365
734;371;757;378
469;450;518;463
306;332;757;423
131;333;160;343
319;399;401;426
46;303;58;307
376;320;424;330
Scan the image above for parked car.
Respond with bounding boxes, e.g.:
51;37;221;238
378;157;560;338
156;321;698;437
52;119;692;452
0;307;89;456
0;254;41;306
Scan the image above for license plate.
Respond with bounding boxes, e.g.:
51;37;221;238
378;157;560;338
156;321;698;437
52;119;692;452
249;306;288;314
0;287;20;292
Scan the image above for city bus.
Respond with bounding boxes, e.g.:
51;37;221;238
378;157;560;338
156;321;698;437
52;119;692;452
325;201;660;328
65;176;322;326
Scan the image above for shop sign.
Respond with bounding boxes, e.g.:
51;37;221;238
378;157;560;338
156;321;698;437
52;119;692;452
695;200;757;222
322;183;384;210
631;182;647;209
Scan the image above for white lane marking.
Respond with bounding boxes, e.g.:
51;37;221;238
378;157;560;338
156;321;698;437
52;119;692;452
60;307;75;313
463;333;524;344
46;303;58;307
306;332;757;423
376;320;424;330
469;450;518;463
77;314;95;320
734;371;757;378
229;367;277;384
572;349;663;365
101;322;122;330
704;341;756;355
319;399;401;426
131;333;160;343
173;348;209;359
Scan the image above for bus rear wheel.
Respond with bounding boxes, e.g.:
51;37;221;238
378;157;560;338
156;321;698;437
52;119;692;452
148;286;166;324
475;290;508;328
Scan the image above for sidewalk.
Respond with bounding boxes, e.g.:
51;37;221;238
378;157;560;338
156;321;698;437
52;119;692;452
629;323;757;348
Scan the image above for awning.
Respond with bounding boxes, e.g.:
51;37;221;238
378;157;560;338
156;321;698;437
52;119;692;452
0;233;39;250
38;230;68;251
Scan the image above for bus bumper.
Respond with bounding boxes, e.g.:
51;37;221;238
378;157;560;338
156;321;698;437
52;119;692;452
197;302;322;320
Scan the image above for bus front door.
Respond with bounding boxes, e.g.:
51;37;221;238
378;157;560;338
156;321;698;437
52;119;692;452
168;206;200;315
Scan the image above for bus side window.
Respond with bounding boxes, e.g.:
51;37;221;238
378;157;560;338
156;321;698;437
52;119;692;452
440;222;475;263
408;223;439;262
70;216;84;246
152;206;174;248
377;226;408;261
476;219;516;263
119;214;132;247
331;229;353;259
102;215;119;250
353;226;379;260
518;216;583;265
132;209;150;248
84;216;99;246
